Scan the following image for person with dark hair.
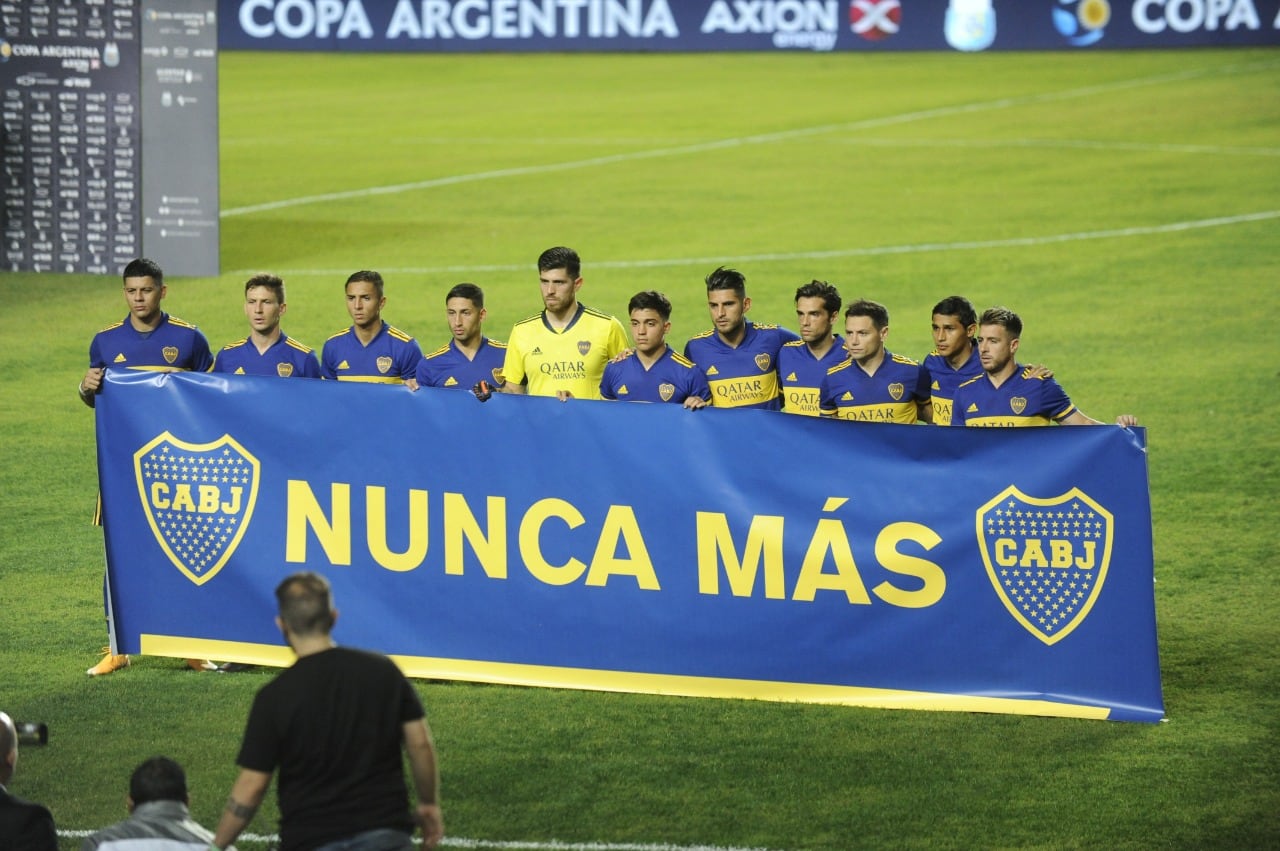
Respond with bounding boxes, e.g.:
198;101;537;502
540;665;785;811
81;258;215;677
320;271;423;386
779;280;845;416
600;291;710;408
212;572;443;851
81;757;227;851
922;295;981;426
683;266;800;411
414;282;506;391
213;275;320;378
819;299;933;424
952;307;1137;427
500;247;627;399
0;712;57;851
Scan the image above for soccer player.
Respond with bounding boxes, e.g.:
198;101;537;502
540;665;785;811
600;291;711;408
819;299;932;424
213;275;320;378
500;246;628;400
922;295;982;426
952;307;1138;427
320;271;422;386
779;280;845;416
683;266;800;411
414;283;506;391
79;257;213;408
81;258;215;677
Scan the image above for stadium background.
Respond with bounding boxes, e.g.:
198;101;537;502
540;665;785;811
1;1;1278;848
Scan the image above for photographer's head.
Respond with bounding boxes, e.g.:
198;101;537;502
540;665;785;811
275;571;338;654
1;711;16;785
128;756;189;809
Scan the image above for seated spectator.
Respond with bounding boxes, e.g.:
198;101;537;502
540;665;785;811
81;756;233;851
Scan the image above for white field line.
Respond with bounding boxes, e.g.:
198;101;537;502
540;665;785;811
830;137;1280;157
220;58;1280;219
226;210;1280;279
56;832;773;851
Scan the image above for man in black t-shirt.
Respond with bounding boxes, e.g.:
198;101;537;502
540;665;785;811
211;573;443;851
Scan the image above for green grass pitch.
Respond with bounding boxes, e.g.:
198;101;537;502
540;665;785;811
0;47;1277;850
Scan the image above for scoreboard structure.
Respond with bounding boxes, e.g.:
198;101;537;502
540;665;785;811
1;0;218;277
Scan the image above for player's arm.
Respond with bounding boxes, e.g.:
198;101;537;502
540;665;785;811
1059;409;1137;426
916;398;934;424
404;719;444;849
79;367;104;408
211;767;272;850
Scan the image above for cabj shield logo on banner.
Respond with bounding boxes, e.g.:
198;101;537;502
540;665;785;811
976;486;1113;646
133;432;261;586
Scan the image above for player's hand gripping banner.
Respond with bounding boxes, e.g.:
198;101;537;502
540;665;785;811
97;371;1163;722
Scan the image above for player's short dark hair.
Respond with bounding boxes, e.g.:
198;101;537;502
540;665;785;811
122;258;164;286
628;290;672;321
276;571;336;637
345;270;384;298
245;274;285;303
932;295;977;329
705;266;746;299
845;298;889;330
795;280;841;315
446;282;484;308
538;247;580;279
979;306;1022;339
129;756;188;806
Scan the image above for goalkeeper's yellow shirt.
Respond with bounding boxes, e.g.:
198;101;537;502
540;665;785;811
502;304;628;400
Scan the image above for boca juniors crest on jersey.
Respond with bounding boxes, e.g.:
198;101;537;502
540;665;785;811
132;432;261;586
976;486;1113;646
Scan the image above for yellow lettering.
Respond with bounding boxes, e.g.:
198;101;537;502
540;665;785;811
1076;540;1096;569
1019;539;1048;568
221;487;242;513
1050;539;1073;568
792;514;870;604
198;485;219;513
150;481;170;509
285;480;351;565
443;492;507;579
585;505;659;590
366;487;428;573
520;498;587;586
695;511;785;599
872;522;945;608
171;484;195;512
995;538;1017;566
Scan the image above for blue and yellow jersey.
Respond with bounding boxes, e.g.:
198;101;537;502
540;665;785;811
600;345;712;404
819;350;931;424
923;347;981;426
320;321;422;383
502;304;628;399
416;337;506;390
89;312;213;373
952;366;1078;427
213;334;320;379
683;321;800;411
778;337;845;417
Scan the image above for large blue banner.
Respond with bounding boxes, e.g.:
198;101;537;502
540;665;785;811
97;370;1163;722
218;0;1280;52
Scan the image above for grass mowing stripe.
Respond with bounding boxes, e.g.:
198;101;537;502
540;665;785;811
56;831;774;851
228;209;1280;279
221;57;1279;219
